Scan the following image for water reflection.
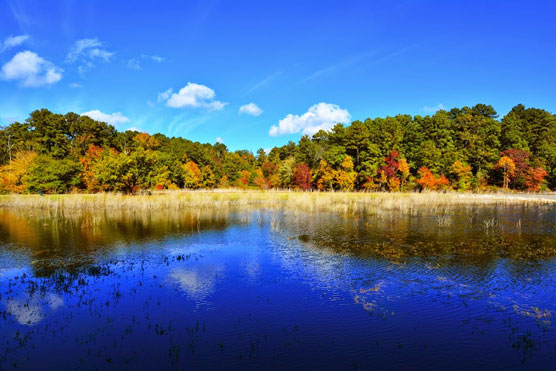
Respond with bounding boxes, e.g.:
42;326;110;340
0;204;555;368
168;265;223;303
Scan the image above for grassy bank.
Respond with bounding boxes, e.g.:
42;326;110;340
0;190;555;215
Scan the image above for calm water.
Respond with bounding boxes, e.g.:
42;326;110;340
1;204;556;370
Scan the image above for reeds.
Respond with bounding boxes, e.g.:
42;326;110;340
0;190;554;216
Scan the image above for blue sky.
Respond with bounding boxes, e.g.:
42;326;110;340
1;0;555;151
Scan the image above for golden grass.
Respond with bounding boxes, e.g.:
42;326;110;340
0;190;554;215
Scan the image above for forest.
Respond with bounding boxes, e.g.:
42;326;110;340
0;103;555;194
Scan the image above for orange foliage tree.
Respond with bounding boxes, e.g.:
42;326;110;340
416;167;450;190
80;144;104;192
525;167;547;192
237;170;250;188
253;169;269;190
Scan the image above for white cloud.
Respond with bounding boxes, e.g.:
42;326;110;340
239;102;263;116
150;55;164;63
127;58;141;70
128;54;164;70
81;110;130;125
423;104;446;113
163;82;227;111
68;82;82;88
215;137;224;143
157;88;173;102
1;34;29;52
66;38;114;73
125;126;145;133
269;102;350;136
0;51;63;87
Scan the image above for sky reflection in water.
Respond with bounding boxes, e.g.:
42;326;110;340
0;205;556;369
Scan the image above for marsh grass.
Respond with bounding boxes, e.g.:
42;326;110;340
0;190;554;217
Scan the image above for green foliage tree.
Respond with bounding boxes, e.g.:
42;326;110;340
27;156;81;193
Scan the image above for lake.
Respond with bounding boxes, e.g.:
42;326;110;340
1;204;556;369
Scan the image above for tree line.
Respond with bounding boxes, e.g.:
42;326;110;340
0;104;555;194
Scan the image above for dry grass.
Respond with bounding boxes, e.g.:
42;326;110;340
0;190;554;216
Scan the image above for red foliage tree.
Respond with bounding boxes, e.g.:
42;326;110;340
525;167;547;192
379;150;400;178
499;149;530;189
293;163;312;190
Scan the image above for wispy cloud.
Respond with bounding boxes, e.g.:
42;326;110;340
66;38;114;74
300;51;375;83
1;34;29;52
300;45;418;84
367;44;418;67
127;54;164;70
243;70;282;96
8;0;32;34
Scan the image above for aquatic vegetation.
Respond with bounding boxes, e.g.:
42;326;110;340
0;190;554;217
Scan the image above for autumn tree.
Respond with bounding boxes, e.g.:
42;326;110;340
183;161;202;189
293;163;312;190
496;156;516;189
278;157;295;188
336;156;356;191
525;167;547;192
417;167;450;190
201;165;216;189
450;160;472;191
237;170;250;189
80;144;104;192
315;160;335;191
252;169;268;190
0;151;37;193
397;158;410;191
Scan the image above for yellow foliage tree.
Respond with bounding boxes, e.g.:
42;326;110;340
182;160;202;189
316;160;335;191
335;156;356;191
397;158;410;190
451;160;472;191
496;156;516;189
0;151;37;193
133;133;160;150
